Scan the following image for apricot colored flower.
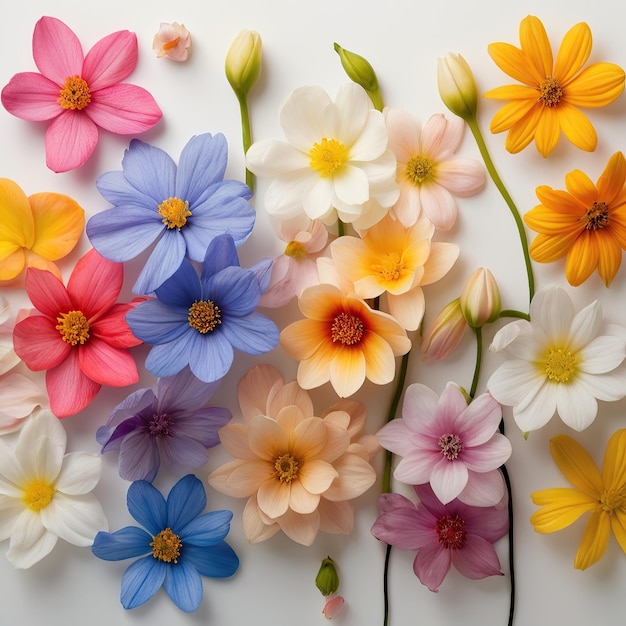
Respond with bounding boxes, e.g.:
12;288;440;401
208;365;378;545
330;214;459;330
524;151;626;286
280;284;411;397
0;178;84;282
385;109;485;230
13;248;141;418
152;22;191;62
484;15;625;156
531;430;626;570
1;16;162;172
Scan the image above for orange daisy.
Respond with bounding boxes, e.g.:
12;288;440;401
524;151;626;286
484;15;625;157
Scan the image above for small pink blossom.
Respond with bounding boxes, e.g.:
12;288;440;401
322;596;345;620
152;22;192;62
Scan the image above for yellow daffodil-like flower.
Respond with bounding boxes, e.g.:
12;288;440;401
484;15;625;157
524;151;626;286
0;178;84;282
531;430;626;570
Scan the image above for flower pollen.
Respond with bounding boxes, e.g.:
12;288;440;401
331;312;365;345
56;310;90;346
544;347;577;383
58;75;91;110
405;154;434;185
372;252;404;282
438;433;462;460
22;481;55;511
309;138;348;177
583;201;609;230
157;197;191;230
148;413;170;438
600;487;626;513
274;453;299;483
284;240;307;259
538;76;563;107
436;513;467;549
188;300;222;333
162;36;181;51
150;528;182;563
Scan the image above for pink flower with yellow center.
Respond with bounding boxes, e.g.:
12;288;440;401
280;284;411;397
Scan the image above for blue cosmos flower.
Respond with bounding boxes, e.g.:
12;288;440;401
126;234;279;383
86;133;256;294
91;474;239;612
96;368;232;482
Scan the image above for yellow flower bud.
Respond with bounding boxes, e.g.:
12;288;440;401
315;557;340;596
437;53;478;122
334;43;383;111
421;298;468;361
460;268;501;328
225;29;262;99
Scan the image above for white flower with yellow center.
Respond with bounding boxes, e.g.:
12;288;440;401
0;410;107;568
245;83;399;230
487;286;626;432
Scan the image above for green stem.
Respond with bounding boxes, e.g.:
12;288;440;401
237;94;254;192
337;218;346;238
466;119;534;304
469;326;483;399
498;309;530;322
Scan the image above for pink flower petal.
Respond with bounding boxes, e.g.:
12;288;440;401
82;30;137;91
430;458;469;504
419;184;458;231
462;434;512;472
451;535;503;579
288;479;321;514
45;111;98;173
1;72;62;121
322;596;345;620
278;508;320;545
32;17;84;84
90;303;142;349
456;392;503;445
459;469;507;507
13;315;70;371
238;364;285;422
24;267;73;318
413;543;451;591
78;338;138;386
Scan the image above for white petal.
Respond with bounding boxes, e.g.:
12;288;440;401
15;411;66;481
489;319;531;352
0;496;23;540
265;171;316;218
555;383;598;431
487;360;544;406
0;438;25;494
245;139;309;177
303;177;336;221
349;110;389;160
512;382;557;432
280;86;332;150
6;509;58;569
0;374;48;435
530;286;574;340
567;299;603;351
387;289;425;331
55;453;102;495
41;493;108;546
333;165;370;206
577;368;626;401
579;335;626;374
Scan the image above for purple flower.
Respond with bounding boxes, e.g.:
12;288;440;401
376;382;511;506
371;484;508;592
96;368;231;481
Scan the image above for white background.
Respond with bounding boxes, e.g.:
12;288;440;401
2;1;626;625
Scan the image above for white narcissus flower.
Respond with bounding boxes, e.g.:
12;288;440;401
0;410;108;568
487;286;626;432
246;83;399;231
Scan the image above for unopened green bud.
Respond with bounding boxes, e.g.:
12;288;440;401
437;53;478;122
315;557;340;596
225;29;262;100
334;43;383;111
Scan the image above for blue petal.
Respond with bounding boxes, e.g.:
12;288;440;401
208;266;260;316
163;560;203;613
145;330;199;378
133;230;188;295
86;207;163;262
166;475;206;531
96;170;156;209
154;257;201;307
176;133;228;202
220;312;279;355
91;527;152;561
156;367;221;413
187;331;234;382
183;541;239;578
126;300;189;344
127;480;167;534
121;556;167;610
179;510;233;546
200;234;240;284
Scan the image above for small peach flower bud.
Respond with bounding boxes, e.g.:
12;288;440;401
460;267;501;328
315;556;340;596
152;22;191;62
322;596;345;620
421;298;468;361
334;43;383;110
225;29;262;99
437;53;478;122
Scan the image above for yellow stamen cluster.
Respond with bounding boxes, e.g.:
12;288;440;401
538;76;563;107
158;197;191;230
22;481;55;511
600;487;626;513
372;252;404;282
584;201;609;230
58;75;91;110
150;528;182;563
309;138;348;177
284;241;307;260
56;310;90;346
544;347;577;383
274;453;300;483
188;300;222;333
405;154;433;185
331;312;365;345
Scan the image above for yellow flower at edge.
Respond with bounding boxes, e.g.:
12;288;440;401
0;178;84;282
484;15;625;157
531;429;626;570
524;151;626;286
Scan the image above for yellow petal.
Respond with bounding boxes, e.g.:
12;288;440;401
534;186;587;214
574;510;611;570
596;152;626;204
565;234;598;286
0;178;33;247
489;99;537;133
556;103;597;152
519;15;553;81
601;429;626;491
524;206;582;236
610;509;626;556
535;106;560;157
487;41;540;86
564;169;598;207
529;232;576;264
554;22;592;85
595;230;622;287
280;319;328;360
23;250;63;280
549;434;603;497
329;347;366;397
504;105;543;153
564;63;625;108
483;84;540;101
0;244;25;282
530;487;598;532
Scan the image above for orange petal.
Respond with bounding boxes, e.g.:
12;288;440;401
489;98;537;133
529;232;577;263
554;22;592;84
564;169;598;207
0;178;33;248
519;15;553;80
557;103;597;152
504;105;543;153
0;244;25;281
564;63;626;108
596;152;626;204
328;347;366;397
565;233;598;285
535;106;560;157
487;41;541;86
530;487;598;532
595;230;622;286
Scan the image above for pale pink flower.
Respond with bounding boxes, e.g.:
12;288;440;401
376;382;511;506
385;109;486;230
152;22;192;62
322;596;345;620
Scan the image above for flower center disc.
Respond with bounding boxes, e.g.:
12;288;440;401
405;155;433;185
538;76;563;107
158;197;192;229
436;513;467;549
438;433;462;460
372;252;404;282
584;201;609;230
188;300;222;333
56;310;90;346
274;453;299;483
544;347;577;383
284;240;307;259
331;312;365;345
151;528;182;563
149;413;170;438
601;487;626;513
309;138;348;177
58;75;91;110
22;481;55;511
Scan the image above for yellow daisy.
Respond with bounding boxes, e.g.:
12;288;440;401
484;15;625;156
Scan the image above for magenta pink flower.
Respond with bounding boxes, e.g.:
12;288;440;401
2;16;162;172
371;484;508;592
376;382;511;506
13;248;142;417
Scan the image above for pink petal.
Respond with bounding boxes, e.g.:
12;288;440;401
375;420;416;456
394;451;440;485
45;111;98;172
238;364;284;422
322;596;345;620
87;84;162;134
402;383;439;431
257;479;290;518
1;73;63;121
288;480;321;514
78;338;138;386
91;303;142;349
32;17;84;83
459;470;507;507
46;350;101;417
456;392;503;446
322;453;376;500
436;158;486;196
462;434;512;472
24;267;73;317
430;458;469;504
82;30;137;91
413;544;451;591
0;373;47;435
13;315;70;371
419;184;458;231
420;114;464;159
451;535;503;579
